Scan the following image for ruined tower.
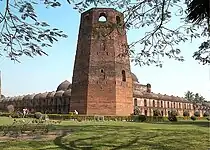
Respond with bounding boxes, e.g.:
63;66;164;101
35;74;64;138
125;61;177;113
70;8;133;116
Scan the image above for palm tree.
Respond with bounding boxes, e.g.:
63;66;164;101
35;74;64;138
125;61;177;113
194;93;200;103
186;0;210;29
198;95;206;103
184;91;194;102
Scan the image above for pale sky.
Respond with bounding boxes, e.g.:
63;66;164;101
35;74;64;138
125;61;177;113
0;3;209;100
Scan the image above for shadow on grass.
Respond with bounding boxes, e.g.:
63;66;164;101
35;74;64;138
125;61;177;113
53;131;140;150
53;130;72;150
0;120;209;150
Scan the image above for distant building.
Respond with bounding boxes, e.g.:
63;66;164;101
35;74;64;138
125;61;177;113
0;8;209;116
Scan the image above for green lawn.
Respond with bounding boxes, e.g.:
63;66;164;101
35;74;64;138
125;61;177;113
0;117;209;150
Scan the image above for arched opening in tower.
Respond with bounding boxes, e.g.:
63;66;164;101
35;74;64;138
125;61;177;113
116;16;121;24
122;70;126;81
98;13;107;22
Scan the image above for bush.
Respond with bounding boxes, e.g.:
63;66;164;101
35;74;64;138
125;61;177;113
183;111;189;117
191;116;196;121
147;116;164;122
132;115;146;122
194;111;200;117
168;116;177;122
69;112;74;116
7;105;14;114
170;110;178;116
42;114;49;120
203;111;209;117
153;109;161;116
34;112;42;119
133;106;141;115
206;116;210;121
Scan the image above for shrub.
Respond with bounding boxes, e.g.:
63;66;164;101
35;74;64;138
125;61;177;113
194;111;200;117
147;116;164;122
191;116;196;121
153;109;161;116
69;112;74;116
203;111;209;117
170;110;178;116
183;111;189;117
133;106;141;115
7;105;14;114
42;114;49;120
34;112;42;119
206;116;210;121
168;116;177;122
94;115;104;121
11;111;23;118
132;115;146;122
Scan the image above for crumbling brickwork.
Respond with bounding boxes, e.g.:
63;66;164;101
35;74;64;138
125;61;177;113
70;8;133;115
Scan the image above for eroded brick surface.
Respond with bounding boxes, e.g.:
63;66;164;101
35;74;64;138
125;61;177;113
70;8;133;115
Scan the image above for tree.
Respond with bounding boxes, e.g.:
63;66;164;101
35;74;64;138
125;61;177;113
184;91;206;103
184;91;194;102
194;93;200;103
134;106;141;115
7;104;14;114
0;0;67;62
153;109;161;116
0;0;209;65
198;95;205;103
183;110;190;117
194;111;200;117
203;111;210;117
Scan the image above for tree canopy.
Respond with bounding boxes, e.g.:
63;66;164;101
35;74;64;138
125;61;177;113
184;90;206;103
0;0;209;65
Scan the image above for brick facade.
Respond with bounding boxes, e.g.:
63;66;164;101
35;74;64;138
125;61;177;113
70;8;133;115
0;8;209;117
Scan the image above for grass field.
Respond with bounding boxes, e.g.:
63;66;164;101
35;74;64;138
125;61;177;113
0;117;209;150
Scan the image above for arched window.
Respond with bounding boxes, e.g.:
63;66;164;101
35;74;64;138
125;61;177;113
122;70;126;81
134;98;137;106
174;102;176;108
157;101;160;107
98;13;107;22
144;99;147;107
168;101;170;108
144;110;147;116
161;101;163;107
153;100;155;107
116;16;121;24
161;111;164;116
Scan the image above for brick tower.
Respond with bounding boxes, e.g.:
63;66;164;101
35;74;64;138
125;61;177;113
70;8;133;116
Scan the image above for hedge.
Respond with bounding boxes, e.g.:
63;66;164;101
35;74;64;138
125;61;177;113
0;112;209;122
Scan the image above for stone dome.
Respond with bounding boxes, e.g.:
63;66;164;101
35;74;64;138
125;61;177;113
18;95;24;101
23;94;31;100
39;92;49;99
34;93;42;100
67;83;72;89
28;94;36;100
63;89;71;97
47;91;56;98
56;80;71;92
55;90;64;97
131;72;139;83
9;97;14;101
